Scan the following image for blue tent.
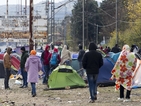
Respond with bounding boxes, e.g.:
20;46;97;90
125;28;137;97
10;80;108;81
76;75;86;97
97;57;115;85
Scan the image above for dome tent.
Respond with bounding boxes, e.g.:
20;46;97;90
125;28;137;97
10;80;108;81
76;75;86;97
48;65;86;89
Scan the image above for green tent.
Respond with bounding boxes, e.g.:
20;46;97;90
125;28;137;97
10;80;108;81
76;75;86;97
48;65;86;89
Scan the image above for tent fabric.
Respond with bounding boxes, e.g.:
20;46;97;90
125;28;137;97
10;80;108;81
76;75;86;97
97;57;115;85
0;60;5;78
132;59;141;89
48;65;86;89
0;53;20;70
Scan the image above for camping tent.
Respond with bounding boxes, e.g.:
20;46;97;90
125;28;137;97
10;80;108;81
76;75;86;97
71;52;116;86
0;53;20;70
48;65;86;89
97;57;115;85
0;60;18;78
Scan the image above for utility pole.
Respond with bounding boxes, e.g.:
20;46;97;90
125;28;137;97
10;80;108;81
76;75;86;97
116;0;118;44
29;0;34;51
82;0;85;49
21;0;22;15
50;0;55;43
6;0;8;17
46;0;50;43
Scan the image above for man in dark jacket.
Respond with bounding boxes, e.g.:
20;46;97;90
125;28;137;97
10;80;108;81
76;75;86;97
111;44;121;53
77;44;85;76
20;47;29;88
82;42;103;103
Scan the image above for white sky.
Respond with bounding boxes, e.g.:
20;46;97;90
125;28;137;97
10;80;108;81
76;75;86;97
0;0;103;5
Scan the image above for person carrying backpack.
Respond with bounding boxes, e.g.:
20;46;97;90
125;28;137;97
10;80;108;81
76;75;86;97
49;48;61;73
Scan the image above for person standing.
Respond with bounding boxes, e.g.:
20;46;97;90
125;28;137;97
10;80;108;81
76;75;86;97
82;42;103;103
49;48;61;73
3;47;12;89
25;50;42;97
41;45;51;85
111;45;137;102
60;45;71;65
20;47;29;88
111;44;121;53
77;44;85;76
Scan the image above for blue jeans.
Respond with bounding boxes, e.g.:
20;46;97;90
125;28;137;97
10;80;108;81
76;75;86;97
31;83;36;95
43;65;50;84
21;68;28;86
4;68;11;89
87;74;98;100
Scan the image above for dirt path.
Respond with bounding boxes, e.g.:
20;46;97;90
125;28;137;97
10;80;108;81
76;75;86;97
0;79;141;106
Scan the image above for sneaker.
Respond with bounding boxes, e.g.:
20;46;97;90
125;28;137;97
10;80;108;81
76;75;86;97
117;98;124;101
89;99;95;103
123;99;131;102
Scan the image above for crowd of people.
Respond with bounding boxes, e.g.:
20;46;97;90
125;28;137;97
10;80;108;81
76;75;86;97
2;42;141;103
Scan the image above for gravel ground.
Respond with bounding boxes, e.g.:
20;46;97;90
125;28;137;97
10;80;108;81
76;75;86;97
0;78;141;106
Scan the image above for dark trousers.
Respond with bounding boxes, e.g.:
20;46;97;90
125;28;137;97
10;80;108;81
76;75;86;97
43;65;50;84
4;68;11;89
21;68;28;86
120;85;131;99
50;64;58;73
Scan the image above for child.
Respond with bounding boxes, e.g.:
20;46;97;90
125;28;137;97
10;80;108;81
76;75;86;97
25;50;42;97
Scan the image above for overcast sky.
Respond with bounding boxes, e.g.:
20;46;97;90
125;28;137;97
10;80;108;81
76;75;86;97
0;0;103;5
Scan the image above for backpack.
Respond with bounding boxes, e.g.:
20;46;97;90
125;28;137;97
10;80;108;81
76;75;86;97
50;53;58;65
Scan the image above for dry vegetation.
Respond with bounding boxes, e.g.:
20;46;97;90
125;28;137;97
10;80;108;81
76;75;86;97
0;79;141;106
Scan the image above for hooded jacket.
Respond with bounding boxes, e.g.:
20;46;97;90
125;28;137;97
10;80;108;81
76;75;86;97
25;55;42;83
3;47;12;69
60;45;71;65
20;51;29;68
41;45;51;65
82;42;103;74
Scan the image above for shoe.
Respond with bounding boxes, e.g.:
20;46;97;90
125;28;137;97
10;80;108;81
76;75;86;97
89;99;95;103
5;87;11;90
32;94;36;97
19;85;28;88
123;99;131;102
117;98;124;101
94;96;97;100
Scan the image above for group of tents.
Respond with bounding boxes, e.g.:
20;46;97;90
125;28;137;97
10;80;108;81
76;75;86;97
0;49;141;90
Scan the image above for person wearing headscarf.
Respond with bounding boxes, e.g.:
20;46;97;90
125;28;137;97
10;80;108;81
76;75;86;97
25;50;42;97
111;44;137;102
20;47;29;88
82;42;103;103
60;45;71;65
3;47;12;89
41;45;51;85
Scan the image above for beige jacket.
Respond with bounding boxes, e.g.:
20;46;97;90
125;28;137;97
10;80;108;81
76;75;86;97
3;47;12;69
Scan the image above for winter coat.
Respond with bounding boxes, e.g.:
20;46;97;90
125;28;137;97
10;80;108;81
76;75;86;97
41;45;51;65
25;55;42;83
82;42;103;74
77;49;85;62
60;45;71;65
3;47;12;69
20;51;29;68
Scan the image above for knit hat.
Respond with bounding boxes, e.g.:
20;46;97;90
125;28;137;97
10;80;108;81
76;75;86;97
54;48;58;53
21;47;25;51
30;50;36;55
